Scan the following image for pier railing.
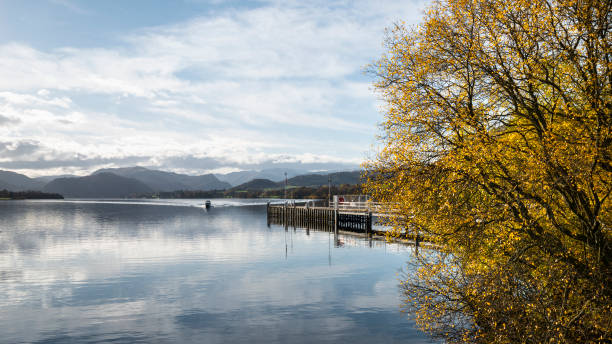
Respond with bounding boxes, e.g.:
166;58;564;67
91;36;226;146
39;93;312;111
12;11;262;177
267;202;374;234
329;195;389;215
266;198;428;248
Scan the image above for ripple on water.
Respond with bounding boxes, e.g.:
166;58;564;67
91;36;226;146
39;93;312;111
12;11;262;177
0;199;434;344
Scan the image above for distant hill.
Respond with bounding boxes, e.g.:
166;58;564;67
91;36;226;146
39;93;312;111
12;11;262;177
33;174;77;183
188;174;230;190
215;168;304;186
93;167;230;191
0;170;44;191
215;170;261;186
43;172;153;198
286;171;362;187
232;178;279;191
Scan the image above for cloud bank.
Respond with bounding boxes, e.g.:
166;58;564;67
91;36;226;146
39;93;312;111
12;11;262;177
0;0;426;176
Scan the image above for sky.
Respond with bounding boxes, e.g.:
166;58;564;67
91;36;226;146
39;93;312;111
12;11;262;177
0;0;427;177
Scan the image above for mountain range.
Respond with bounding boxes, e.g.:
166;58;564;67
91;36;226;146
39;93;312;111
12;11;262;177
94;167;230;191
44;172;153;198
0;167;363;198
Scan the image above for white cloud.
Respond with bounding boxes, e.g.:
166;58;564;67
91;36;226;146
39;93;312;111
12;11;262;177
0;0;428;176
0;91;72;109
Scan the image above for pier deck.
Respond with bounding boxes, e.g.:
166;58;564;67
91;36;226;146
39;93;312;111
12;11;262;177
267;203;376;234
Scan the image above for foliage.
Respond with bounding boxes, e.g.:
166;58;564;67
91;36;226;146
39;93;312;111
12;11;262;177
0;189;64;199
364;0;611;342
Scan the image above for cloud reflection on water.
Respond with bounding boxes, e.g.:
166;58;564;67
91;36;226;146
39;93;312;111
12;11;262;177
0;200;431;343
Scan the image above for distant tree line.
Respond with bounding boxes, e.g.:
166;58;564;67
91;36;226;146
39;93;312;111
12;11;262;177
143;184;363;199
0;189;64;200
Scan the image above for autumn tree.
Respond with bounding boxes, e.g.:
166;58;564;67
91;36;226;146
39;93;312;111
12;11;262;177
364;0;611;342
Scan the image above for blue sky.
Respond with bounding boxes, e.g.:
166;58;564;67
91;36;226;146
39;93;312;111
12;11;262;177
0;0;427;177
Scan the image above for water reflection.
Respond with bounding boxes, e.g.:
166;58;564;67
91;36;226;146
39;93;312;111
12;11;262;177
0;200;431;343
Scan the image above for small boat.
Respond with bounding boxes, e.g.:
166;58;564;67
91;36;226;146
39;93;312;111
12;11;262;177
205;200;211;209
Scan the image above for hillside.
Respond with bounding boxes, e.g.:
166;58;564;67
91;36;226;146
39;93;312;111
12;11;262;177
286;171;362;187
33;174;77;183
232;178;279;191
189;174;230;190
215;168;303;186
43;172;153;198
0;170;45;191
94;167;231;191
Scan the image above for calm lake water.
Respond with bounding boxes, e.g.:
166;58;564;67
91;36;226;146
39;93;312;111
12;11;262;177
0;199;430;343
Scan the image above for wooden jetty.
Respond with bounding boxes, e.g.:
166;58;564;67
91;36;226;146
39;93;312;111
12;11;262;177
266;196;378;235
267;197;434;251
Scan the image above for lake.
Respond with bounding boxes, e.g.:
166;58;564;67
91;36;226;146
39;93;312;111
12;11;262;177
0;199;430;343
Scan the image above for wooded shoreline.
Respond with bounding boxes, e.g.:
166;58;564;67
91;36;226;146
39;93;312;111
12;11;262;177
139;184;362;199
0;190;64;200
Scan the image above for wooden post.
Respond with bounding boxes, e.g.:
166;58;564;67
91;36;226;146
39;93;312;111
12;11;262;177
367;211;372;237
266;202;270;227
334;199;338;235
284;202;287;230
